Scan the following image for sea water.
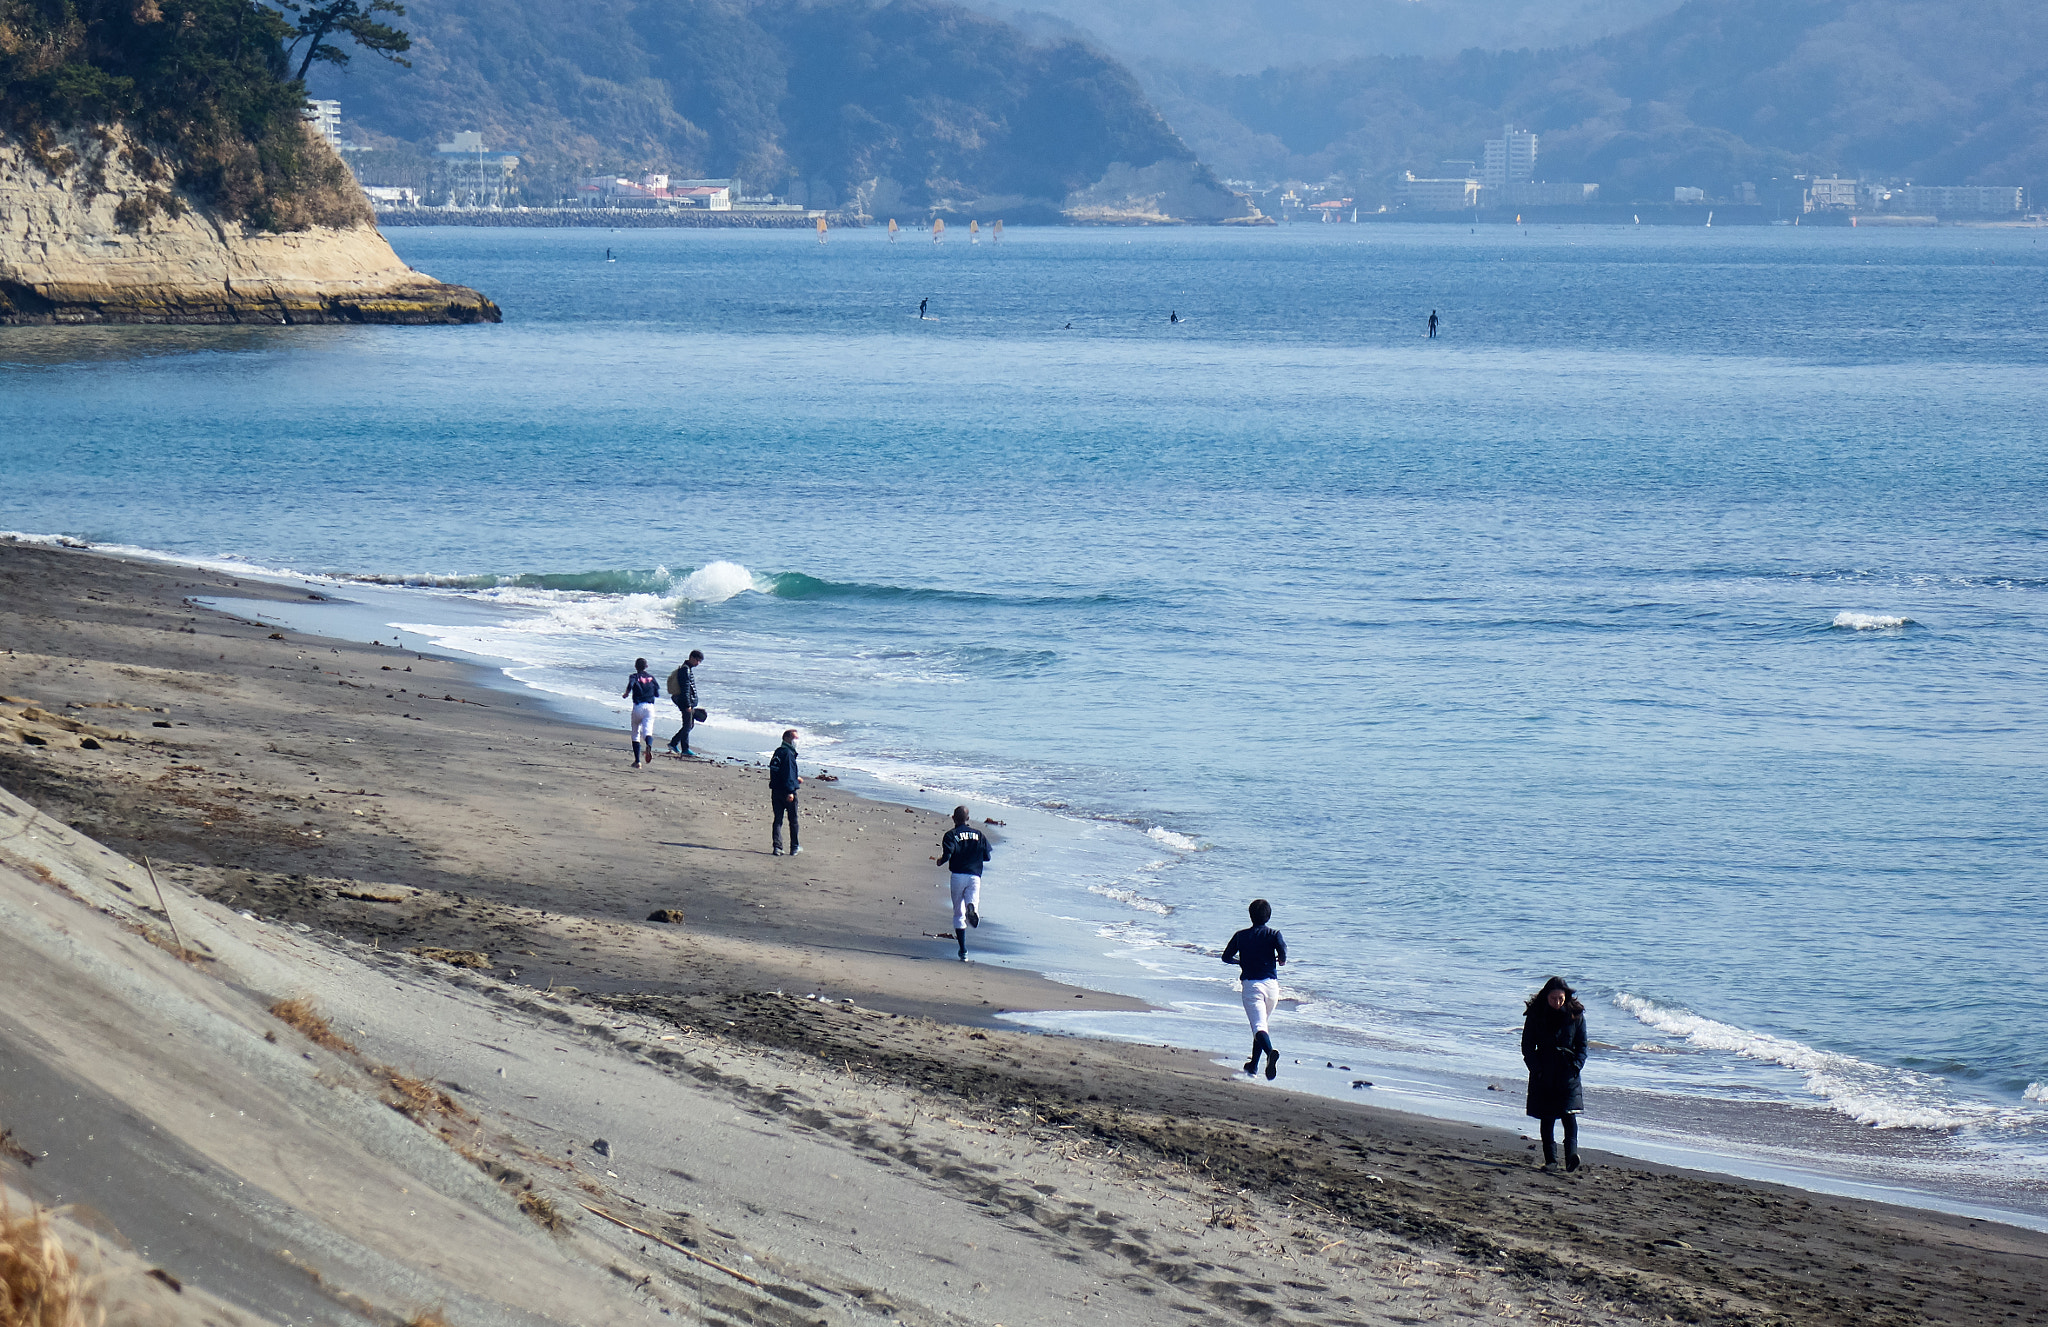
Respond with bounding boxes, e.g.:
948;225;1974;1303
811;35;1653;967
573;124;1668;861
5;224;2046;1223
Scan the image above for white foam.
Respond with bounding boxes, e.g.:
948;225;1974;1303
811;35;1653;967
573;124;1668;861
1833;611;1912;630
677;560;758;604
2027;1083;2048;1104
1085;882;1175;916
1615;994;1998;1131
1146;826;1199;853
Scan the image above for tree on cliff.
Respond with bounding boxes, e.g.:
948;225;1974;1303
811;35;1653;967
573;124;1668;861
0;0;408;230
282;0;411;82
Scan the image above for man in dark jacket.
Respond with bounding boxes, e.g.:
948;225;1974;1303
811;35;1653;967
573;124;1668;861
1222;899;1288;1080
936;806;993;960
622;658;662;768
666;650;703;757
769;729;802;856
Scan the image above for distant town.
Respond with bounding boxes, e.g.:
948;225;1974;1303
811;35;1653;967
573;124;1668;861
306;102;2034;226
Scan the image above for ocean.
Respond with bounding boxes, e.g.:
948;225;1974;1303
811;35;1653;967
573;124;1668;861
5;222;2046;1224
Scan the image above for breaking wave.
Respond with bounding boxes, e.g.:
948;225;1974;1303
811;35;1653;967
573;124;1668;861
1832;611;1913;631
1146;826;1200;853
1615;994;2002;1131
2027;1083;2048;1104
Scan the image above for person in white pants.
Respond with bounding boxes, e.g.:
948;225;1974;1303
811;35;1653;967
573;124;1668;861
622;658;662;768
936;806;994;961
1222;898;1288;1080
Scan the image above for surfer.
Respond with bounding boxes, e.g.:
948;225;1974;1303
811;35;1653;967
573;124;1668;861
1169;311;1179;324
622;658;661;768
1222;899;1287;1080
919;297;928;320
666;650;703;757
934;806;994;961
1427;309;1439;338
606;247;614;262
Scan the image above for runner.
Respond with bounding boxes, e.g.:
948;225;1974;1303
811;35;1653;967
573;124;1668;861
1222;899;1288;1080
935;806;994;961
622;658;661;768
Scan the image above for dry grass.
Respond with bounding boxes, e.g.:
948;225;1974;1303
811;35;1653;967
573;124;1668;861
268;996;354;1053
375;1069;473;1126
0;1200;101;1327
405;1310;450;1327
516;1191;564;1233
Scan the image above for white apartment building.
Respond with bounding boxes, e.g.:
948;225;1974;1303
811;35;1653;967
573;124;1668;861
1893;184;2026;215
1807;176;1858;210
1397;172;1481;211
1482;126;1537;192
302;99;342;147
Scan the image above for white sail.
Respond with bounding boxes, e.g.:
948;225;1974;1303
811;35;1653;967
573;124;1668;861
934;217;944;241
888;218;898;240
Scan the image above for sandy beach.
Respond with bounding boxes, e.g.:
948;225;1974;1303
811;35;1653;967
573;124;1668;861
3;537;2046;1327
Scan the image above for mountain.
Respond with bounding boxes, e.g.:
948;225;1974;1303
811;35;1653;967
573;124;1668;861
980;0;1682;76
312;0;1256;221
1140;0;2048;202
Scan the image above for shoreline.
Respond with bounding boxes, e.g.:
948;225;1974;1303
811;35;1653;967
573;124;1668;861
8;534;2048;1232
7;537;2048;1324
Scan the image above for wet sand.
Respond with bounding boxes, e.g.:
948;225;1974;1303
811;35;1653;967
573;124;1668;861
4;537;2046;1327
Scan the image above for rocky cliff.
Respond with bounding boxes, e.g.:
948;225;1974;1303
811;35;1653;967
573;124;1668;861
0;128;499;326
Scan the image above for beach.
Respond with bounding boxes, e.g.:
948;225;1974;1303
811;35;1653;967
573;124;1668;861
3;537;2046;1327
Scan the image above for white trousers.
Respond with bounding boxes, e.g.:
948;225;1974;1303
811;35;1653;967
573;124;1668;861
949;873;981;929
630;703;657;741
1241;978;1280;1035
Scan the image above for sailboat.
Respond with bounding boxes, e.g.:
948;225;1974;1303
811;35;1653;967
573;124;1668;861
993;219;1003;241
1706;210;1714;227
888;218;898;241
1351;207;1358;223
817;216;827;243
933;217;944;242
970;219;980;243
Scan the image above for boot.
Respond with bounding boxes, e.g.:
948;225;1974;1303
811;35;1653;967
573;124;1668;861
1541;1135;1558;1170
1565;1151;1581;1173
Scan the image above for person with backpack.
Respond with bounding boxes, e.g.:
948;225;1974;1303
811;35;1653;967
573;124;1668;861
1222;898;1288;1080
769;729;802;855
622;658;662;768
666;650;703;757
1522;975;1589;1172
935;806;994;961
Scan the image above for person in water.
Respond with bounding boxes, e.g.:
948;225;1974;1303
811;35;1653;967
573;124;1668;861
919;297;929;319
1427;309;1439;338
935;806;994;961
1169;310;1180;324
1522;975;1588;1172
769;729;802;855
622;658;661;768
666;650;703;757
1222;899;1287;1079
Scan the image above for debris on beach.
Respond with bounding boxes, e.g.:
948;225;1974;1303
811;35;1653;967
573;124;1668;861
646;908;685;924
414;947;491;969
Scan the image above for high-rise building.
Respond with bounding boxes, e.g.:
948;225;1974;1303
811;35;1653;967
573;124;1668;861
1482;126;1537;192
302;99;342;148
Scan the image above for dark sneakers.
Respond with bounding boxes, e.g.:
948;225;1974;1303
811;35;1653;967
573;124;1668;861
1264;1049;1279;1081
966;905;979;928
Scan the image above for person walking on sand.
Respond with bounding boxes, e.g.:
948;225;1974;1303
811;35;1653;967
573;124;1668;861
769;729;802;855
935;806;993;961
666;650;703;757
1522;975;1588;1172
1222;899;1287;1080
1427;309;1439;338
623;658;662;768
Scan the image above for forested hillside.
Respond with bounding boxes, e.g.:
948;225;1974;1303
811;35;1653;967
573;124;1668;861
313;0;1231;219
1144;0;2048;202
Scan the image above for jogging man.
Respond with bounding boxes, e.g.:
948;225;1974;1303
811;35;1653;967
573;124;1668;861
623;658;662;768
1222;898;1288;1080
666;650;703;757
936;806;994;961
769;729;802;855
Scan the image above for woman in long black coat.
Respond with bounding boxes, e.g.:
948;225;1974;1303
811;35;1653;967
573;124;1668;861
1522;975;1588;1172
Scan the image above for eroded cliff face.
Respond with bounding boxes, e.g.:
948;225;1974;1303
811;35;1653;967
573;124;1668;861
1063;160;1268;225
0;128;499;325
